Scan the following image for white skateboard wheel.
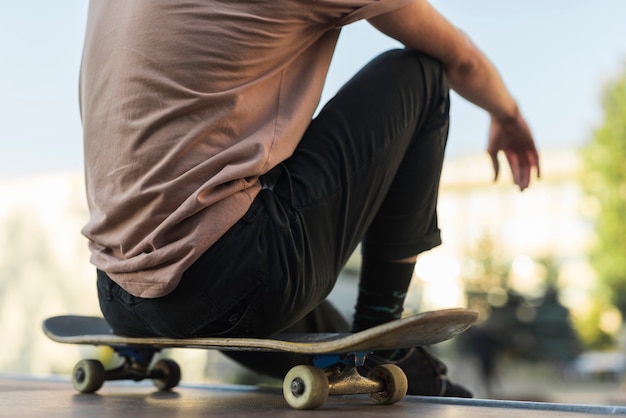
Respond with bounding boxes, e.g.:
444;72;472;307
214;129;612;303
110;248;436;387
367;364;408;405
283;365;329;409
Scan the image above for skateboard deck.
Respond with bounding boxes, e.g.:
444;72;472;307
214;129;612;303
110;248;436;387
43;308;478;409
43;308;477;353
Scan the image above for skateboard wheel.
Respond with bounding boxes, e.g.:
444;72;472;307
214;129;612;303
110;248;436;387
151;359;181;391
367;364;408;405
72;359;105;393
283;365;329;410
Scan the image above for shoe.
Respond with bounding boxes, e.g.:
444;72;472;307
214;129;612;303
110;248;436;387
362;347;473;397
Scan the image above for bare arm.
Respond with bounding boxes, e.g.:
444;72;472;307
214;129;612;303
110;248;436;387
368;0;540;190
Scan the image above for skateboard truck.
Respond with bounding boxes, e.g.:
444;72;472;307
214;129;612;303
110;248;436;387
283;351;408;409
71;346;181;393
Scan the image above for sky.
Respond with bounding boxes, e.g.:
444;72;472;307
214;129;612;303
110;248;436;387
1;1;625;179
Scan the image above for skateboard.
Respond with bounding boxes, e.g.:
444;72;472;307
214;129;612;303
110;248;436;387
43;308;478;409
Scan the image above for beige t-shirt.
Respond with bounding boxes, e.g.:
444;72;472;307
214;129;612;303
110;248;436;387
80;0;413;298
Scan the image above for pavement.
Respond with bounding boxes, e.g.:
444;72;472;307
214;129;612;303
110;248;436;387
3;374;626;418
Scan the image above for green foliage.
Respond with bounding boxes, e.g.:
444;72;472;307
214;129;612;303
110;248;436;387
574;300;618;350
581;69;626;314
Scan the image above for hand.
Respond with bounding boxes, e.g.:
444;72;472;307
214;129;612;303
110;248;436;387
487;111;540;191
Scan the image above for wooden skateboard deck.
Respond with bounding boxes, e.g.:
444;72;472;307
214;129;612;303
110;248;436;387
43;308;478;409
43;308;478;354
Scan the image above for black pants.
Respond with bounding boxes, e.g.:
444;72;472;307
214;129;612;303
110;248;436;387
98;49;450;377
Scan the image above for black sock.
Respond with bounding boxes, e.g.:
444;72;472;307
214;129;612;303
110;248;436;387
351;257;415;333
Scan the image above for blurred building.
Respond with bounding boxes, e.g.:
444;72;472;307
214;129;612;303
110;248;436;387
409;147;596;318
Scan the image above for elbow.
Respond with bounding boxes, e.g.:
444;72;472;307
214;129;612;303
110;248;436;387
445;53;479;86
443;33;482;85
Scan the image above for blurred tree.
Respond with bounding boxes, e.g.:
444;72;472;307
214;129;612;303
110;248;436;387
461;234;511;324
459;250;582;393
581;68;626;315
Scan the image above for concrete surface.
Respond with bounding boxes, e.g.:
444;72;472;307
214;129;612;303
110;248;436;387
2;374;626;417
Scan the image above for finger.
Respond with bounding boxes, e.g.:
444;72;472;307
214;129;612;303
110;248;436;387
489;150;500;182
506;152;521;189
516;152;534;191
529;149;541;179
517;160;531;191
